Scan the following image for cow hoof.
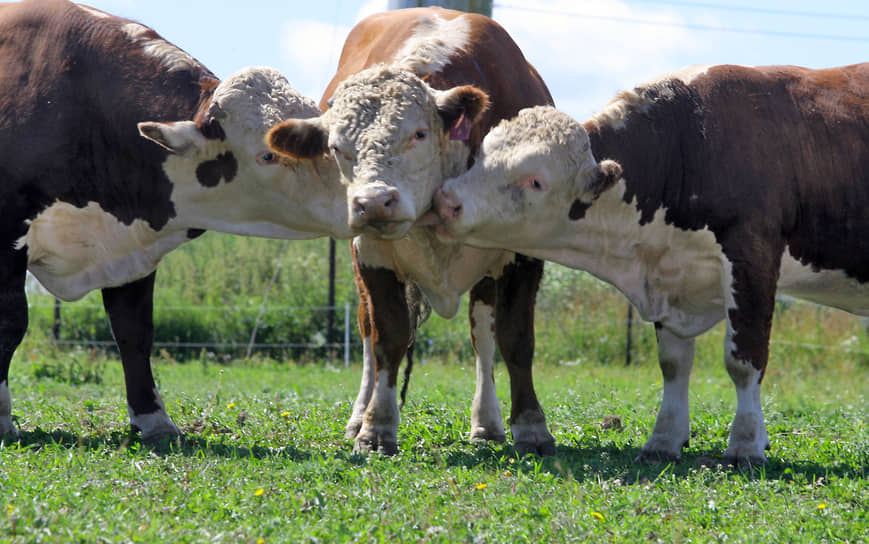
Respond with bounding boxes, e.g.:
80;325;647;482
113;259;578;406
514;438;556;458
0;415;18;438
635;449;682;463
353;435;398;456
470;426;507;443
722;452;768;467
345;419;363;439
140;427;183;449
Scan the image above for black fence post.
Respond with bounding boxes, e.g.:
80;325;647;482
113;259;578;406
52;298;61;340
625;303;634;366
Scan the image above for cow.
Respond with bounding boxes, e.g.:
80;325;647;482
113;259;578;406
0;0;351;443
267;7;556;456
431;62;869;464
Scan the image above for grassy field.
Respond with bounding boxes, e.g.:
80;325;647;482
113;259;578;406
2;313;867;543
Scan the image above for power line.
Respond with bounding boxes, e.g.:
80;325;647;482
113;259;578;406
612;0;869;21
493;2;869;43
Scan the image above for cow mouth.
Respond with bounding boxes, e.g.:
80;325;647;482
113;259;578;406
356;219;414;240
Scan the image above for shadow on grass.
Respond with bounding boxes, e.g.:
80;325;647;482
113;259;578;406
439;438;867;485
4;427;365;464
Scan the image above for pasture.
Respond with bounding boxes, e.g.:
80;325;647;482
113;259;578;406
3;276;867;542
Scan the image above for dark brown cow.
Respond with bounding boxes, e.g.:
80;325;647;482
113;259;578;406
432;63;869;464
0;0;350;441
268;7;556;455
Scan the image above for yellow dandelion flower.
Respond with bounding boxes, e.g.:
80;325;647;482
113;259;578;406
257;539;265;544
476;483;488;490
591;511;604;521
227;402;236;409
253;488;265;496
280;411;291;418
816;503;827;510
6;504;13;515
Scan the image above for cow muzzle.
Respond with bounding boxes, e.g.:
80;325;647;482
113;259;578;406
349;186;412;239
425;187;465;240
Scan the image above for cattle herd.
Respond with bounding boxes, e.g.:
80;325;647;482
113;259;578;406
0;0;866;466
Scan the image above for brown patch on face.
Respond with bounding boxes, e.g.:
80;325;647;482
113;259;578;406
195;151;237;187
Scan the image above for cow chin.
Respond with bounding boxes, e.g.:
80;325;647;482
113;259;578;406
357;219;414;240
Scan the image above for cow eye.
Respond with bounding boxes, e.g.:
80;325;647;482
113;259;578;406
414;130;427;141
531;178;543;190
256;150;278;165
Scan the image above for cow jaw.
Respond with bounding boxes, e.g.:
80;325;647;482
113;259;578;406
140;66;353;241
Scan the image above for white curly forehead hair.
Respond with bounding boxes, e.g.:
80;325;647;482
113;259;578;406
325;64;439;138
208;66;321;129
487;106;591;157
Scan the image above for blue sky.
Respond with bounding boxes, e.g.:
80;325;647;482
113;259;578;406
84;0;869;122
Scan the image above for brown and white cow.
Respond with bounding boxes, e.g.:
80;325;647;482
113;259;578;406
268;7;556;455
0;0;350;442
432;63;869;464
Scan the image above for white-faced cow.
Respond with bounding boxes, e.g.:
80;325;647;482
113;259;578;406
432;62;869;464
267;7;556;455
0;0;351;442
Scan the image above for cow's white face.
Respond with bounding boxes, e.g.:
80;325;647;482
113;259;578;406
432;106;622;249
268;65;489;240
139;66;352;241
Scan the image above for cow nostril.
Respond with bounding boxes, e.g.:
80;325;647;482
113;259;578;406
451;203;462;219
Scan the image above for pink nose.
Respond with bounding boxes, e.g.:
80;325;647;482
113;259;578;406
433;188;462;223
352;189;400;224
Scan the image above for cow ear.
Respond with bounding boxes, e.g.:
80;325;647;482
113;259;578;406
267;118;329;159
579;159;622;198
435;85;490;141
138;121;206;155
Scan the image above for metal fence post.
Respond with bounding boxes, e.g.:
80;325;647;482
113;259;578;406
344;301;351;368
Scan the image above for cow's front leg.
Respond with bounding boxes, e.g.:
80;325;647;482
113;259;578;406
352;263;411;455
468;279;506;443
0;248;28;437
495;255;554;457
345;299;375;439
637;325;695;462
720;243;779;465
102;272;179;443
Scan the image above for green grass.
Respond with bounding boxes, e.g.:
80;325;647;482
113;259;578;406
2;336;867;543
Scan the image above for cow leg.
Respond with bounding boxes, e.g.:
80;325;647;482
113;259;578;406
636;325;695;462
101;272;180;442
0;248;28;437
352;265;411;455
720;245;779;465
495;255;555;457
345;300;375;439
468;280;506;442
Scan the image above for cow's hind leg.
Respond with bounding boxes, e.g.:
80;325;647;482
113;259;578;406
636;325;695;462
102;272;180;443
468;279;506;443
0;247;28;437
496;255;554;457
352;262;411;455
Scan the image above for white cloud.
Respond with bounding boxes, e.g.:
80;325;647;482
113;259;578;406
493;0;719;120
278;0;388;102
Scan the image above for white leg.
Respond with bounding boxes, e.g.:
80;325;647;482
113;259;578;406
723;350;769;464
469;300;506;442
638;327;694;461
0;380;14;436
345;337;376;439
128;388;180;442
354;371;399;455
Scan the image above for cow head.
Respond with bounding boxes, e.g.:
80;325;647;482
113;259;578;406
138;66;353;240
430;106;622;249
267;65;489;239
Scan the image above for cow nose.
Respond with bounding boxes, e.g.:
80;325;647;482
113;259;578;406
434;188;462;223
352;189;400;223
